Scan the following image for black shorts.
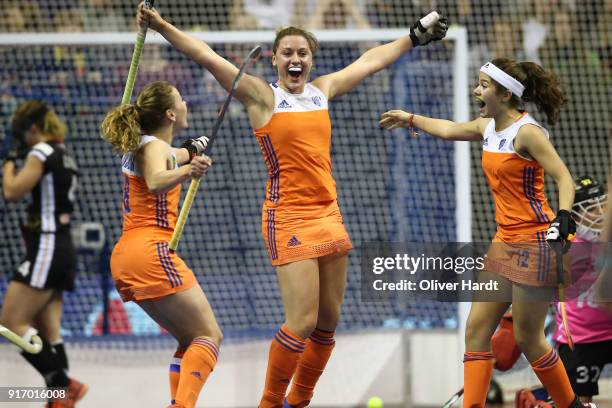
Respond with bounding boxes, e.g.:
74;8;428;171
12;228;76;291
558;340;612;397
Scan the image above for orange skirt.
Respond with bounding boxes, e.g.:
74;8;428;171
110;228;197;302
484;229;570;287
262;201;353;266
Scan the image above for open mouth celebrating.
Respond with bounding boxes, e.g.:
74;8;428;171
288;66;303;79
475;98;486;113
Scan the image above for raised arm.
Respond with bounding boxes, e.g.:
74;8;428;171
138;4;270;109
379;110;487;141
313;11;448;100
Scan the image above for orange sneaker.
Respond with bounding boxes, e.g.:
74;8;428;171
46;401;69;408
63;378;88;407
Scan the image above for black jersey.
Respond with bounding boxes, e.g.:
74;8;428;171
25;142;78;233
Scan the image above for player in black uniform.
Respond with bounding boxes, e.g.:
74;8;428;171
1;101;87;407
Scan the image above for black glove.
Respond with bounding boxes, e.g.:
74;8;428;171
546;209;576;253
181;135;210;162
409;11;449;47
1;132;19;165
3;148;19;165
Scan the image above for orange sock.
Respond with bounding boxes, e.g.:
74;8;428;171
531;348;575;408
462;352;494;408
169;347;186;404
260;325;306;408
287;328;335;408
174;337;219;408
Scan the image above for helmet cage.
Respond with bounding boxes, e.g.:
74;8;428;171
571;193;607;240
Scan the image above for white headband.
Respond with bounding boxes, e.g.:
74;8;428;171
480;62;525;98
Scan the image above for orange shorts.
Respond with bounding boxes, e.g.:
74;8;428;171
484;229;569;287
110;228;197;302
262;201;353;266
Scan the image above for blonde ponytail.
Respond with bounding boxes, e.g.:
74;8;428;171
100;80;176;154
100;104;141;154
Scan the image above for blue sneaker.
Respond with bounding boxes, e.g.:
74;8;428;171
283;398;293;408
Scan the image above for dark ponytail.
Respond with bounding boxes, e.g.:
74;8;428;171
490;58;568;125
518;61;567;125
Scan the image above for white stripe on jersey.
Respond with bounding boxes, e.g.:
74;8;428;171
28;142;53;162
30;233;55;288
31;142;54;158
40;173;56;232
29;150;47;162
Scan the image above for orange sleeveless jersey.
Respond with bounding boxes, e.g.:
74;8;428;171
121;136;179;231
253;83;352;265
481;113;560;286
481;112;555;238
254;83;336;212
111;136;196;301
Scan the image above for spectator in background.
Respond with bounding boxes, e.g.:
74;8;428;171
489;16;522;60
305;0;372;72
524;1;611;149
243;0;296;29
367;0;451;28
469;14;524;77
53;9;86;82
307;0;370;29
597;0;612;70
78;0;129;32
228;0;261;30
55;9;85;33
0;5;26;32
522;0;560;63
454;0;519;46
572;0;607;50
539;7;579;64
133;44;194;95
539;4;610;208
53;9;103;85
0;2;45;32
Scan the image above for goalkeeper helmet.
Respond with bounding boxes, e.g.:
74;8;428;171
572;175;606;242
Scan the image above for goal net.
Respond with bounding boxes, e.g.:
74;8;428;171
0;27;468;351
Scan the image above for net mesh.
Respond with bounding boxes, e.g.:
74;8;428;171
0;35;460;347
0;0;610;371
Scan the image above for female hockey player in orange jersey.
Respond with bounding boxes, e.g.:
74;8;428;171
380;58;595;408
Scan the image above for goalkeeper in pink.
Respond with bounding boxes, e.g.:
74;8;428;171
554;176;612;405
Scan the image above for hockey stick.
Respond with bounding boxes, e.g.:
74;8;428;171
121;0;155;104
555;245;574;350
0;325;43;354
441;387;464;408
169;44;262;251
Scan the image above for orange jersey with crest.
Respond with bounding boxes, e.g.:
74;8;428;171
481;112;555;237
120;135;180;232
254;83;336;214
